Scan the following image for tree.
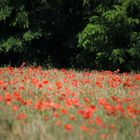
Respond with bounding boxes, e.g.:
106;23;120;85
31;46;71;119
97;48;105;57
0;0;43;52
1;0;140;71
0;0;84;67
78;0;140;70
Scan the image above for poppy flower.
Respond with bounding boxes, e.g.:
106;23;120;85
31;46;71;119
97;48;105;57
64;124;72;131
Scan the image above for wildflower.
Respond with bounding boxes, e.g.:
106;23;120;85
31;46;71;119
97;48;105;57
17;113;27;120
111;96;121;103
53;112;59;118
134;74;140;81
61;109;68;115
69;114;76;120
43;80;49;85
110;124;115;129
80;125;89;132
12;105;19;111
64;124;72;131
95;81;103;88
56;81;62;89
95;116;103;126
5;92;12;105
82;105;96;119
84;97;90;103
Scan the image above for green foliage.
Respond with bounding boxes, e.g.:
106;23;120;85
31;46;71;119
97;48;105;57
78;24;107;51
23;31;41;42
0;0;12;21
78;0;140;70
0;37;22;52
0;0;44;52
11;6;29;29
0;0;84;68
0;0;140;71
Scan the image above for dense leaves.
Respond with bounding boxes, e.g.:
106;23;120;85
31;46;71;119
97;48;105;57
0;0;42;52
0;0;140;71
78;0;140;70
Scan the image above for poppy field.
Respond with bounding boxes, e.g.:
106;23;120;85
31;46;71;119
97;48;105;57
0;66;140;140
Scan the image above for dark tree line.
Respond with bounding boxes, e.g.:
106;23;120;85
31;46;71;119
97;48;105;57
0;0;140;71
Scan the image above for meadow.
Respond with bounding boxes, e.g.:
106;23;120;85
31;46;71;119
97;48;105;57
0;66;140;140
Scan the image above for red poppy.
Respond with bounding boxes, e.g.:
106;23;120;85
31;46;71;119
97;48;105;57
95;116;103;126
56;81;62;89
80;125;89;132
61;109;68;115
12;105;19;111
16;113;27;120
64;124;72;131
5;92;12;105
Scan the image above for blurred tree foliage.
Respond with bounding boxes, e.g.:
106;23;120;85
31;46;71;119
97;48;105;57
78;0;140;70
0;0;140;71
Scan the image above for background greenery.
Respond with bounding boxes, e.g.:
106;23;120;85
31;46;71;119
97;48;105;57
0;0;140;71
